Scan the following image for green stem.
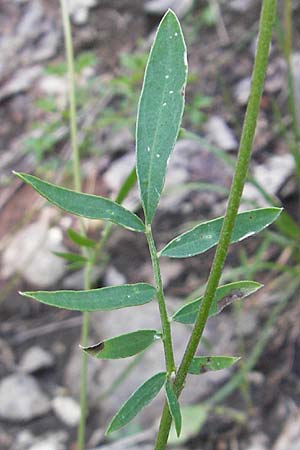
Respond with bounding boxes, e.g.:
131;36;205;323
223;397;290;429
59;2;89;448
145;226;175;375
60;0;81;193
77;263;92;450
154;1;277;448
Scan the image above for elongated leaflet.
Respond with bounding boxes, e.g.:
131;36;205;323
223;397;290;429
81;329;161;359
106;372;166;434
14;172;145;232
161;208;282;258
172;281;262;324
20;283;156;312
136;10;187;224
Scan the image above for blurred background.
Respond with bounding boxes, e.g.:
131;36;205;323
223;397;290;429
0;0;300;449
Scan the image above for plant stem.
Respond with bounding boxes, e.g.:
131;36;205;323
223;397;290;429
60;0;81;193
145;226;175;375
77;263;92;450
59;2;89;448
154;1;277;448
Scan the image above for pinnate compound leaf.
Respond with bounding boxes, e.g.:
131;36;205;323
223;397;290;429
81;329;160;359
188;356;240;375
14;172;145;232
67;228;96;248
20;283;156;312
165;380;182;437
136;10;187;224
172;281;262;324
106;372;166;434
160;208;282;258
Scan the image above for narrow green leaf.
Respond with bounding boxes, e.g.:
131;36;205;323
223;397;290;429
20;283;156;312
106;372;166;434
136;10;187;224
53;251;87;263
81;329;160;359
188;356;240;375
67;228;96;248
172;281;262;324
165;380;182;437
14;172;145;232
160;208;282;258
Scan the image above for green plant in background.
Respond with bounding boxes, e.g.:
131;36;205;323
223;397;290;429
15;2;280;449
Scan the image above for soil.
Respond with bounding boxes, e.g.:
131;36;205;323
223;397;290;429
1;1;300;449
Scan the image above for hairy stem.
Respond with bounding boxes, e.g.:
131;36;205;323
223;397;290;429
146;226;175;375
154;1;277;448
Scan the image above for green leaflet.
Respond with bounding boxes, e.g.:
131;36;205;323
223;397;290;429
53;251;87;263
160;207;282;258
188;356;240;375
165;380;182;437
106;372;166;434
14;172;145;232
172;281;262;324
20;283;156;312
81;329;160;359
67;228;96;248
136;10;187;224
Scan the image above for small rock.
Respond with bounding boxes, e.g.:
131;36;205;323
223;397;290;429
228;0;254;12
0;66;42;102
290;53;300;129
245;433;269;450
105;127;133;153
234;77;251;106
273;412;300;450
0;374;50;421
64;342;102;404
38;75;68;109
18;0;44;40
243;154;294;207
1;217;67;287
27;432;68;450
62;266;102;289
13;430;36;450
145;0;193;17
52;396;81;427
205;116;238;151
103;152;139;211
103;152;135;194
104;265;127;286
160;259;183;288
32;30;60;62
19;346;54;374
67;0;98;25
265;57;286;94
